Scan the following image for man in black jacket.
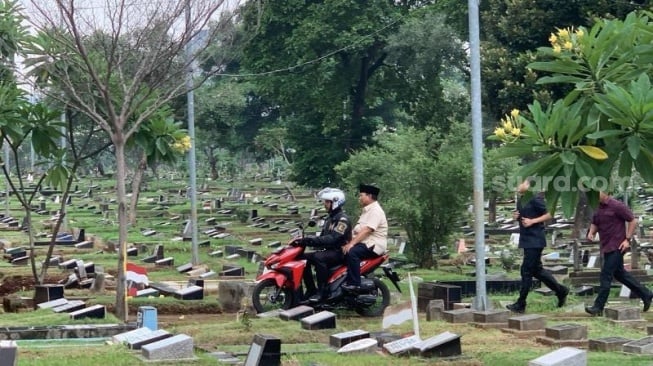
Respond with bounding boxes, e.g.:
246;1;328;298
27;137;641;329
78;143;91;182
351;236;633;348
507;179;569;313
294;188;352;302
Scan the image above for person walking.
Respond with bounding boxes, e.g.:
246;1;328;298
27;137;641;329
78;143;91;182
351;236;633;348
506;179;569;313
342;184;388;292
585;191;653;316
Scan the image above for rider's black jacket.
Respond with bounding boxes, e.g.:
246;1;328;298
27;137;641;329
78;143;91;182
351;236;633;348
301;207;352;250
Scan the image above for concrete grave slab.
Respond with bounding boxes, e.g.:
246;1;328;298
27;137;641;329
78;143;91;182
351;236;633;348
528;347;586;366
330;329;370;348
337;338;378;354
279;305;315;321
243;334;281;366
412;331;462;358
589;337;632;352
128;329;172;350
141;333;195;361
70;304;106;320
383;335;421;355
300;310;336;330
623;336;653;354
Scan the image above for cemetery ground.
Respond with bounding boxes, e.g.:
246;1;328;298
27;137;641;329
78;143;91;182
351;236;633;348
1;177;653;364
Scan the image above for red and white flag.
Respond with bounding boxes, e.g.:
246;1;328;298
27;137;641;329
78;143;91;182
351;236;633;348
126;263;149;285
382;273;420;339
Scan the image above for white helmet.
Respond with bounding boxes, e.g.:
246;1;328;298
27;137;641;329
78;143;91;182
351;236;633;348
317;187;346;210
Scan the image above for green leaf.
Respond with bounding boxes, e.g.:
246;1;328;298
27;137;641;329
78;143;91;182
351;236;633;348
626;135;641;160
560;151;577;165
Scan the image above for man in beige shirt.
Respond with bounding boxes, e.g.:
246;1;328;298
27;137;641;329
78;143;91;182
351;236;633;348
342;184;388;292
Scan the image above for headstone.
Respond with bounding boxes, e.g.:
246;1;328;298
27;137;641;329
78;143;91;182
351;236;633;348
33;284;65;307
37;297;68;310
136;288;159;298
330;329;370;348
155;257;174;266
442;308;474;323
426;299;445;321
623;336;653;354
586;255;597;268
52;300;86;313
383;335;421;355
300;310;336;330
112;327;154;345
0;340;17;366
528;347;587;366
337;338;378;354
604;305;641;321
176;263;193;273
243;334;281;366
141;334;194;360
249;238;262;246
279;305;315;321
545;323;587;340
412;331;462;358
127;329;172;350
220;265;244;277
473;309;510;324
589;336;631;352
174;285;203;300
418;282;461;311
509;314;547;331
70;304;106;320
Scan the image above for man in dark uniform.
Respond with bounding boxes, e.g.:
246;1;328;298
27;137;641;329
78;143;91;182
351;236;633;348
506;179;568;313
585;190;653;316
293;187;352;302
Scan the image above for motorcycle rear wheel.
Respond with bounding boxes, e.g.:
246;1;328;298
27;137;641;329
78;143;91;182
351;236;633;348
252;279;295;314
354;278;391;317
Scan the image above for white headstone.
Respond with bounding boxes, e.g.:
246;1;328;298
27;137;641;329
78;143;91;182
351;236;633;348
337;338;378;353
619;285;631;298
587;255;598;269
510;233;520;246
398;242;406;255
528;346;587;366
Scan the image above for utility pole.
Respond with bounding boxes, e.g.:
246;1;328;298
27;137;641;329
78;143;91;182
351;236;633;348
186;0;199;265
468;0;488;310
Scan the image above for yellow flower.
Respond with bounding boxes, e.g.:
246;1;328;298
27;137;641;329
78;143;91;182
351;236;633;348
564;41;573;50
558;28;569;39
511;128;520;137
575;29;584;38
502;119;513;130
553;45;562;54
510;109;520;118
548;33;557;45
494;127;506;139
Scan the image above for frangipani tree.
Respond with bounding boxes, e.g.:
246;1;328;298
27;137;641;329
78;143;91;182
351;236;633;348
491;11;653;217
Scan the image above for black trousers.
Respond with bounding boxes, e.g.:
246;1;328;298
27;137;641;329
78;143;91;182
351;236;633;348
517;247;565;305
593;250;652;310
302;249;344;296
345;243;378;286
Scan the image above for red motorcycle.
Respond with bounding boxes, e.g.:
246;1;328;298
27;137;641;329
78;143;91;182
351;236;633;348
252;225;402;316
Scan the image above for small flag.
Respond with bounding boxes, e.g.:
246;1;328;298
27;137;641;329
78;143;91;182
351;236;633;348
126;262;149;285
382;301;413;329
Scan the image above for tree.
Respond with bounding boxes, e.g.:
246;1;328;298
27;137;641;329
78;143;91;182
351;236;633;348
336;124;472;268
24;0;234;321
491;12;653;219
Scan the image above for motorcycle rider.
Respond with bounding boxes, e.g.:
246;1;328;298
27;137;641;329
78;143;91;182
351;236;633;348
291;187;352;303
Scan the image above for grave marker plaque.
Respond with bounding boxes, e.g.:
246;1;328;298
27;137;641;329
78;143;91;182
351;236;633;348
330;329;370;348
528;346;587;366
127;329;172;350
244;334;281;366
413;331;462;358
300;310;336;330
623;336;653;354
141;334;194;361
383;335;421;355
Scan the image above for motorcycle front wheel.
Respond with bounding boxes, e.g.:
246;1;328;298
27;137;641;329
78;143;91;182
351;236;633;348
252;279;295;314
354;278;391;317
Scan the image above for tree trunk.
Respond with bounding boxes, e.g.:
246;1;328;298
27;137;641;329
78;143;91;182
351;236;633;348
209;149;218;180
129;152;148;226
488;192;497;224
113;138;129;322
572;191;592;239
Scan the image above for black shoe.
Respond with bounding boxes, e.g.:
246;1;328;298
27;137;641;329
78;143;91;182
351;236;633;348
585;306;603;316
342;284;361;293
643;294;653;312
308;294;323;303
556;286;569;308
506;303;525;313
